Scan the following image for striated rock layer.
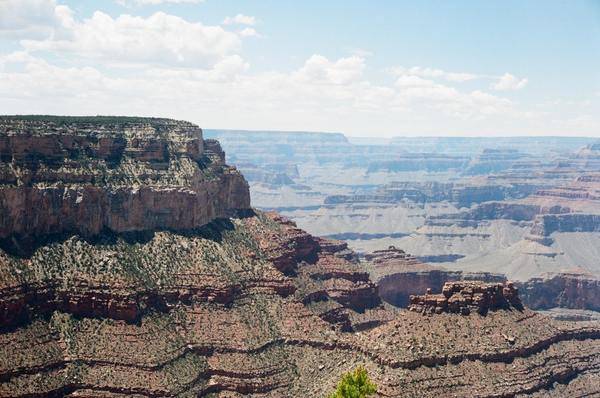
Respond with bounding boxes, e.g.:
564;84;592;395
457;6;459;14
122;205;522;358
1;117;599;397
518;273;600;312
0;116;250;250
408;281;523;315
3;209;600;398
364;246;506;307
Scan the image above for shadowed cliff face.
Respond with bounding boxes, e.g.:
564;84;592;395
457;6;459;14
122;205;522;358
0;116;250;255
364;246;507;307
518;273;600;312
1;118;600;397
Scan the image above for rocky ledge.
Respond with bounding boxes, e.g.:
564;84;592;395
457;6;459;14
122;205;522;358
409;281;523;315
243;213;393;331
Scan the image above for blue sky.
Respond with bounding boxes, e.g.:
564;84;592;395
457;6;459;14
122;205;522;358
1;0;599;136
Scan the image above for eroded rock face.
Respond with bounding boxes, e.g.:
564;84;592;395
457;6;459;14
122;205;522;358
408;281;523;315
367;154;469;173
0;116;250;250
244;213;392;331
530;213;600;236
365;246;506;307
2;213;600;397
436;201;571;222
325;181;542;208
518;273;600;311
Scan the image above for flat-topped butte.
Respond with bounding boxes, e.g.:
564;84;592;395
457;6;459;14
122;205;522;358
0;115;249;244
0;116;207;188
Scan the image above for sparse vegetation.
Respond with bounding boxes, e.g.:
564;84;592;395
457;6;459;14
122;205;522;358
328;366;377;398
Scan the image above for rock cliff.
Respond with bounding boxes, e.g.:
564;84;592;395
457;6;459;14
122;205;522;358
518;273;600;311
325;181;541;208
530;213;600;236
364;246;506;307
0;116;250;254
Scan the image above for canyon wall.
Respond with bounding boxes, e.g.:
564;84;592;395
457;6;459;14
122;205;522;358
0;117;250;250
364;246;506;307
530;213;600;236
518;273;600;311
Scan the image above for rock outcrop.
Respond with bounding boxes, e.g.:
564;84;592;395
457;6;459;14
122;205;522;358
408;281;523;315
246;213;393;331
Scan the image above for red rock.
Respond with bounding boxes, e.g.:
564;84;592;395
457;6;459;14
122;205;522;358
409;281;523;315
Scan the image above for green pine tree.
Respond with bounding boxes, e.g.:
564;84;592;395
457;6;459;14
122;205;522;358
328;366;377;398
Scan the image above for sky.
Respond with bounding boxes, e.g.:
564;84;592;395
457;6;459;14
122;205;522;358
0;0;599;137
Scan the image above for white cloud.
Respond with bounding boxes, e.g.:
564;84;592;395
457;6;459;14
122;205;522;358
145;54;249;82
116;0;204;6
223;14;256;26
492;73;528;91
21;11;241;68
4;50;588;136
395;75;436;87
390;66;530;94
1;50;521;132
391;66;479;82
0;0;73;39
389;68;513;117
294;55;365;85
239;28;260;38
0;3;587;137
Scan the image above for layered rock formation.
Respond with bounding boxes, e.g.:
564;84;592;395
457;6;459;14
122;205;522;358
363;245;600;317
0;116;250;254
366;154;469;173
0;116;251;326
408;281;523;315
464;148;526;175
2;118;600;397
355;308;600;397
230;212;394;332
326;181;542;209
530;213;600;236
364;246;506;307
518;273;600;311
397;172;600;279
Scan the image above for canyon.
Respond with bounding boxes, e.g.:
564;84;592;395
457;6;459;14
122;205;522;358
208;129;600;315
1;117;599;397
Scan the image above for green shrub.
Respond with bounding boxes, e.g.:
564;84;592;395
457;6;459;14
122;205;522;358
328;366;377;398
